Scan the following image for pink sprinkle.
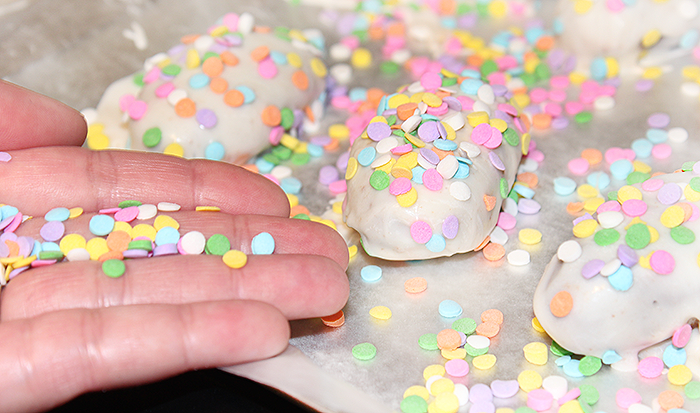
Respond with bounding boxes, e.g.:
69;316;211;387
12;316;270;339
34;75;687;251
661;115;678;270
558;388;581;404
567;158;589;175
548;89;567;103
269;126;284;145
331;96;351;109
673;324;692;348
641;178;664;192
340;35;359;49
606;0;625;12
444;358;469;377
143;66;161;83
222;13;239;31
119;94;136;112
155;82;175;98
114;206;140;222
529;88;548;103
471;123;492;145
498;103;518;116
637;356;664;378
391;144;413;155
649;250;675;275
621;199;647;217
328;179;347;194
652;143;672;159
422;168;443;191
497;212;516;230
597;200;622;213
564;101;583;115
550;75;570;89
544;103;562;117
426;102;449;116
444;37;462;54
389;177;412;196
420;72;442;91
529;149;545;163
258;58;278;79
263;174;280;186
128;100;148;120
4;213;22;233
604;147;633;164
410;220;432;244
486;72;506;85
527;389;553;412
31;259;58;268
99;207;121;215
484;129;503;149
456;95;474;111
0;152;11;162
616;388;641;409
689;203;700;222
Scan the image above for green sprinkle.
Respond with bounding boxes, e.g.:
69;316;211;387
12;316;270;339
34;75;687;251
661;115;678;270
352;342;376;360
128;239;153;252
202;51;219;61
262;153;281;165
682;161;696;172
292;213;310;220
499;178;509;199
520;73;536;87
271;146;292;161
142;127;162;148
161;64;181;76
574;111;593;124
451;318;477;335
534;62;551;80
380;61;400;75
515;408;536;413
385;114;398;126
578;356;602;376
118;200;142;208
290;153;310;165
418;333;438;350
626;171;650;185
476;3;489;16
464;343;489;357
671;226;695;245
456;3;472;14
369;170;390;190
508;190;519;202
102;259;126;278
205;234;231;256
578;384;600;405
607;191;618;201
594;228;620;246
480;60;498;77
690;177;700;192
550;341;572;357
441;77;458;87
39;251;64;260
400;395;428;413
133;73;145;87
625;223;651;249
685;381;700;399
503;128;519;146
280;107;295;130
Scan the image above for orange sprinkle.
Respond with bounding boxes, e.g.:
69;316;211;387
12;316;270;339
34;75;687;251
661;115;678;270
291;70;309;91
481;309;504;325
474;236;490;251
250;45;270;62
435;89;450;99
202;56;224;77
437;328;461;350
5;240;19;257
566;202;584;215
98;251;124;262
467;54;484;67
581;148;603;165
517;172;538;188
678;202;693;222
323;139;340;151
224;89;244;107
483;195;497;212
392;166;412;179
368;26;384;41
518;114;531;132
180;34;199;44
535;35;555;51
404;277;428;294
303;105;315;123
366;88;385;106
550;291;573;317
253;25;271;33
658;390;684;411
209;77;228;94
397;102;418;120
531;113;552;129
174;98;196;117
438;0;456;15
431;147;451;160
476;322;500;338
482;242;505;261
321;310;345;328
290;204;310;217
106;230;131;252
651;171;665;177
220;51;239;66
386;22;405;36
242;164;259;174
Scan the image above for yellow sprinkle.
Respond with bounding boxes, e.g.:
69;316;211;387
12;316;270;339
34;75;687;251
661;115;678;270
523;58;539;74
576;184;598;199
375;158;396;174
573;0;593;14
441;348;467;360
351;47;372;69
163;143;184;157
404;132;426;148
639;253;652;269
642;29;662;48
348;244;358;259
332;201;343;215
668;364;693;385
11;256;36;269
617;185;643;202
59;233;87;254
519;228;542;245
583;197;605;213
558;400;585;413
572;219;598;238
222;249;247;269
68;207;84;219
489;118;508;133
87;123;105;134
496;409;515;413
422;93;443;108
605;57;619;78
434;392;460;413
632;160;652;173
369;115;389;125
328;124;350;140
131;223;157;241
682;65;700;80
0;256;23;266
403;385;430;401
649;225;659;243
532;317;545;333
466;111;490;127
153;215;180;231
521;133;531;155
409;92;424;104
472;354;497;370
523;342;548;366
569;71;587;85
441;122;456;140
293;141;309;154
396;152;419;169
642;66;664;80
440;68;458;78
488;0;507;17
310;57;327;77
423;364;446;381
186;49;201;69
697;252;700;268
429;378;455;396
685;184;700;201
86;237;110;260
288;29;306;42
286;52;302;68
280;134;300;149
113;221;133;237
517;370;542;392
397;187;418;207
510;93;530;109
660;205;685;228
209;25;228;38
287;193;299;208
387;94;410;109
391;166;413;179
86;133;110;150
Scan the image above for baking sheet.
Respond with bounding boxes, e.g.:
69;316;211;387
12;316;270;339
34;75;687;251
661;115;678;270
4;0;700;411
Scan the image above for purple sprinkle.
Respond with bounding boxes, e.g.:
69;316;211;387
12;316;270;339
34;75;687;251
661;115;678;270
442;215;459;240
657;183;682;205
381;108;397;117
310;136;332;146
17;236;34;257
153;243;179;257
196;108;218;129
419;147;440;165
469;402;495;413
581;259;605;279
336;151;350;170
551;116;570;129
0;240;9;258
524;104;541;114
648;112;670;128
292;109;304;129
492;84;508;97
458;331;467;346
366;122;391;141
617;244;639;267
0;215;14;231
219;34;242;47
417;121;440;143
489;379;519;399
635;79;654;92
210;43;227;54
469;383;493;403
318;165;340;185
518;198;541;214
573;213;594;226
547;49;565;69
167;43;187;56
123;249;150;259
8;266;29;280
492;110;510;122
488;151;505;171
457;13;477;28
443;96;462;111
0;152;11;162
337;14;356;36
0;232;17;242
436;121;447;139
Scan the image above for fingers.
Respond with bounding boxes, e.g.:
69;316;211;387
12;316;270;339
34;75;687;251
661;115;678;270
2;254;349;322
0;146;290;217
0;80;87;150
0;301;289;413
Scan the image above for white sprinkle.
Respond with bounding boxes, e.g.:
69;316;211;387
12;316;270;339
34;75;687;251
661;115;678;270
376;137;399;154
507;249;530;266
600;259;622;277
681;81;700;97
437;155;459;179
597;211;624;229
453;384;469;406
668;126;689;143
180;231;206;255
66;248;91;262
370;153;392;169
329;43;352;61
542;375;568;399
449;181;471;201
477;84;495;105
466;334;490;350
593;95;615;110
157;202;181;212
557;240;582;263
137;204;158;220
489;226;508;245
443;113;465;131
330;63;352;85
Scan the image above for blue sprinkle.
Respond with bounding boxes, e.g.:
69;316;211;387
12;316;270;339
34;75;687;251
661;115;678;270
235;86;256;104
608;265;633;291
31;240;42;256
188;73;210;89
555;355;571;367
255;157;275;174
41;242;61;252
438;299;463;318
590;57;608;81
460;78;483;95
377;95;388;116
357;147;377;167
0;205;19;221
425;234;446;253
280;177;302;194
89;214;115;236
269;50;287;65
525;27;546;45
552;17;564;35
602;349;622;365
155;226;180;246
553;177;577;196
455;156;472;165
307;144;324;158
453;162;470;179
205;141;225;161
630;138;653;158
668;409;691;413
609;159;634;180
411;166;426;184
349;87;368;102
420;114;440;122
360;265;382;282
587;171;611;190
44;207;71;222
562;359;584;378
680;29;699;49
440;16;456;29
646;128;668;144
460;69;481;79
433;139;458;151
513;184;535;199
251;232;275;255
663;344;687;368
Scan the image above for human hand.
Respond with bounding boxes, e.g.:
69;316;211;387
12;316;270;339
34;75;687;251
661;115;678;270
0;80;350;412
